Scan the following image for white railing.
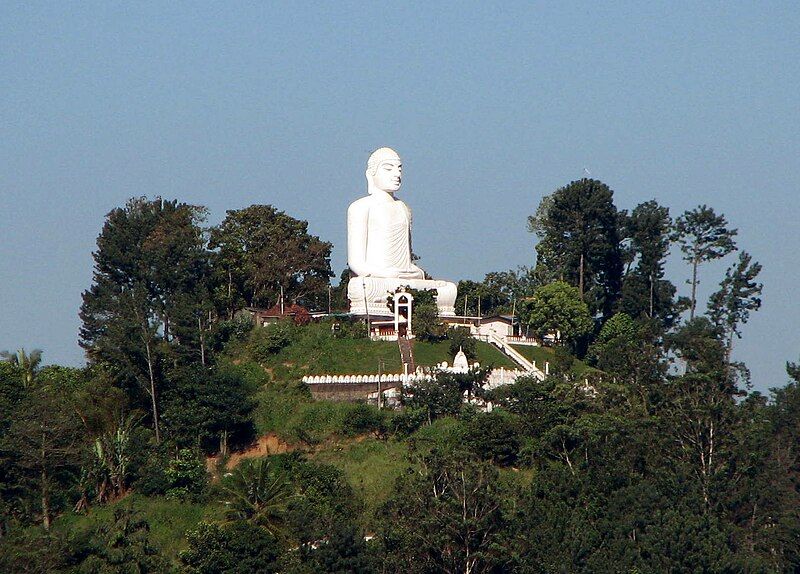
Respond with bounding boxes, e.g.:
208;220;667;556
488;333;532;369
370;333;398;342
505;335;540;346
303;373;431;385
303;367;543;390
486;333;547;380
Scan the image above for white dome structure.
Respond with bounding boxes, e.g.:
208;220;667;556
453;347;470;372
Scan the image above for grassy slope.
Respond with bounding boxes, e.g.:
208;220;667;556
237;322;517;379
510;344;594;375
53;495;227;565
310;437;409;528
413;340;518;369
509;344;555;368
259;325;403;378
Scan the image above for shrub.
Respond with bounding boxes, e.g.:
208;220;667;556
132;449;171;496
0;528;73;573
293;520;376;573
249;320;297;362
391;407;428;437
212;313;255;349
164;449;208;501
288;401;347;445
341;403;389;437
332;317;368;339
180;521;281;574
218;360;270;393
75;506;167;574
408;416;467;456
287;462;362;544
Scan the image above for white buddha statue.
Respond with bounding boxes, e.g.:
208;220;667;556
347;147;457;317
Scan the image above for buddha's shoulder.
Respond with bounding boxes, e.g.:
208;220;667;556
347;198;371;220
348;195;393;213
348;196;373;211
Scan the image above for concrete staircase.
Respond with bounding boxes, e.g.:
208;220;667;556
397;335;415;374
487;333;546;380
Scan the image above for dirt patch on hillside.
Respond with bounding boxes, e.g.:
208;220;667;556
206;433;296;476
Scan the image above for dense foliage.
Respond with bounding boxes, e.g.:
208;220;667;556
1;191;794;573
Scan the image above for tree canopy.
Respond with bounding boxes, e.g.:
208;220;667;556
672;205;738;319
2;188;789;572
529;178;623;320
522;281;593;346
209;205;333;316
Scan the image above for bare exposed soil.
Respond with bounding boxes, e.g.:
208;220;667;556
206;433;295;477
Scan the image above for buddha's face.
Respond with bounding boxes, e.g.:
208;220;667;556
372;160;402;193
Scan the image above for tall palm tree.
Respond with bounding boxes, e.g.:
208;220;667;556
0;348;43;387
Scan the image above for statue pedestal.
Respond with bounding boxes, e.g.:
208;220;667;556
347;277;456;317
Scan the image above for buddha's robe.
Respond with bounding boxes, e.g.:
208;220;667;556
346;193;456;317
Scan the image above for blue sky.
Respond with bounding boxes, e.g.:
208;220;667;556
1;2;798;393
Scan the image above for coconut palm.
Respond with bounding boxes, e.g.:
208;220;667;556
221;458;291;536
0;348;43;387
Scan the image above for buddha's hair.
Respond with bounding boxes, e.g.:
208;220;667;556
366;147;401;175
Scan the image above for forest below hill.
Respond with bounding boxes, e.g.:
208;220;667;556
1;180;798;573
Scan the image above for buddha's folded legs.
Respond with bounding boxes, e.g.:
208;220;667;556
347;277;457;317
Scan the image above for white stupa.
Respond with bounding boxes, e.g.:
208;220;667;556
453;347;470;372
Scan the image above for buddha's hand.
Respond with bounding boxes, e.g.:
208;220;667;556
367;267;404;278
398;266;425;280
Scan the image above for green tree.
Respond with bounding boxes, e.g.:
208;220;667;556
181;521;282;574
529;179;623;319
248;319;298;362
708;250;763;365
80;197;212;442
672;205;738;320
209;205;333;315
161;365;256;455
164;448;208;501
618;200;677;325
86;414;140;505
587;313;665;414
0;528;73;573
377;451;507;574
756;365;800;569
2;376;83;529
401;375;463;425
665;318;740;508
455;279;483;316
721;392;800;571
299;520;376;574
523;281;593;346
284;461;363;553
330;267;352;312
77;506;167;573
588;312;637;367
0;363;26;532
447;327;477;361
456;268;538;318
463;411;520;466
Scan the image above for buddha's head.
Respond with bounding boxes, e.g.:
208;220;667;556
366;147;402;194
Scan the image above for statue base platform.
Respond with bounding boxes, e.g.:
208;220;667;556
347;277;456;317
